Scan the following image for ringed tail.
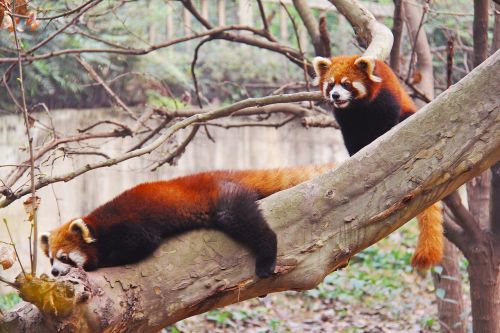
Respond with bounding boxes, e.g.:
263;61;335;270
225;163;336;198
411;202;444;269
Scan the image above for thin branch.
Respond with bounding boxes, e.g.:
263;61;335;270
279;2;312;107
389;0;404;73
442;192;481;242
151;125;200;171
11;9;38;275
3;218;26;277
26;0;103;56
292;0;324;56
0;26;273;63
0;275;17;288
256;0;270;34
77;120;132;134
0;92;324;208
127;116;171;153
406;0;429;83
75;56;138;120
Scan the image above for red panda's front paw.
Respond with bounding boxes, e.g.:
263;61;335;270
255;255;276;279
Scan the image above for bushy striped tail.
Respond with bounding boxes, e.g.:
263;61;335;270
227;163;335;198
411;202;444;269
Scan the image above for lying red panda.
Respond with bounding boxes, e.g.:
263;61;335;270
40;164;334;278
312;55;443;269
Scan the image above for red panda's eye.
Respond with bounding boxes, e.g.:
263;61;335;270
342;82;351;89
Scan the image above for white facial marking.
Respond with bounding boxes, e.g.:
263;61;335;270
352;81;367;98
330;84;352;109
341;77;349;84
69;251;87;268
56;249;63;257
51;258;70;276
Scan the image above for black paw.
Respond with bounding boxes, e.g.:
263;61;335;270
255;256;276;278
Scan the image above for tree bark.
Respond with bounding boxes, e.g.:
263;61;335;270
493;3;500;55
473;0;489;67
390;0;404;74
403;0;433;104
328;0;393;59
433;236;467;333
466;244;500;333
464;3;500;332
2;49;499;333
403;4;466;330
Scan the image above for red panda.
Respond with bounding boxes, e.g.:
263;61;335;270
40;164;334;278
312;54;443;269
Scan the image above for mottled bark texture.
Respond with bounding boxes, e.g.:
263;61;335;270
2;49;499;333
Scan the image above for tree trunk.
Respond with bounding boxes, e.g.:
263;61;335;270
465;2;499;332
466;241;500;333
2;49;499;333
402;7;466;331
433;237;466;333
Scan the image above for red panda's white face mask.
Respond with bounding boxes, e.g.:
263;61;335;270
40;218;97;277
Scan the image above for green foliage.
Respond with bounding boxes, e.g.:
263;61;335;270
0;292;21;311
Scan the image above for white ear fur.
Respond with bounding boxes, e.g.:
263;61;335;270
70;218;96;244
312;57;332;81
354;56;382;83
40;232;50;255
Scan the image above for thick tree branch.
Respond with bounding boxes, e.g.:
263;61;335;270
292;0;325;56
328;0;394;59
3;48;499;333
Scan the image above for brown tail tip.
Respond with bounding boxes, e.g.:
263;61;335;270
410;203;444;270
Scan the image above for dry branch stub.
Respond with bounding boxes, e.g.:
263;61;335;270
1;50;500;333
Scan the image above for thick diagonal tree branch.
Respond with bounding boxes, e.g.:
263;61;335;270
2;47;499;333
328;0;394;59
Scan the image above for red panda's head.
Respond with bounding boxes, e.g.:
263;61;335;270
312;55;382;109
40;218;98;277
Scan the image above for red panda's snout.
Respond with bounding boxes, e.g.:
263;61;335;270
40;218;98;277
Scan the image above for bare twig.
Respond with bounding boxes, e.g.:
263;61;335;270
256;0;270;34
406;0;430;83
442;192;481;242
279;2;312;108
3;218;26;277
11;8;38;275
75;56;138;120
151;125;200;171
390;0;404;73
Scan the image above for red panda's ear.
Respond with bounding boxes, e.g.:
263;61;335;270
40;232;50;257
70;219;96;244
354;56;382;83
312;57;332;85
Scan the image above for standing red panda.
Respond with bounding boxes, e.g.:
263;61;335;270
312;55;443;269
40;164;334;278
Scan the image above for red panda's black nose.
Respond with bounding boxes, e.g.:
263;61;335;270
51;268;59;277
331;92;340;100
